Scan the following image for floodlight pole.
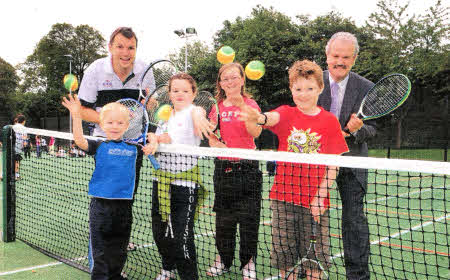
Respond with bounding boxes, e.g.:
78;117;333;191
174;28;197;72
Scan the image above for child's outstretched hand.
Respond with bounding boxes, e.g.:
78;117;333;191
192;107;215;140
62;94;82;118
238;105;260;123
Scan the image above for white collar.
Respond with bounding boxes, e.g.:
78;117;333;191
329;72;350;90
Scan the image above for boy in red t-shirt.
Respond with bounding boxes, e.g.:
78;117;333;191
241;60;348;280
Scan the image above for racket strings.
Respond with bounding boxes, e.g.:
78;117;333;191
152;61;177;89
117;99;147;140
362;75;410;117
194;91;217;120
146;85;171;126
139;60;177;102
194;91;220;136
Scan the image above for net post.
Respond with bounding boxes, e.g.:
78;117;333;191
2;125;16;242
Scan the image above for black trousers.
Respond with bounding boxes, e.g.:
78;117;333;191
213;159;262;269
151;181;199;280
89;198;132;280
337;168;370;280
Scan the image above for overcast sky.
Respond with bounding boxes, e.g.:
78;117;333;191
1;0;445;66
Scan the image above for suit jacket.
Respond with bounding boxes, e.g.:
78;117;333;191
318;71;376;185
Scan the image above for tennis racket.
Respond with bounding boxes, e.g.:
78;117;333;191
344;73;411;133
145;84;172;132
284;219;328;280
116;98;160;170
193;90;223;143
138;59;177;102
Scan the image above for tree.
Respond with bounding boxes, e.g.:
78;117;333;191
365;0;449;147
169;40;211;72
167;39;219;96
186;6;366;111
301;12;375;80
16;23;107;128
19;23;106;94
0;57;19;102
0;57;19;120
211;6;303;110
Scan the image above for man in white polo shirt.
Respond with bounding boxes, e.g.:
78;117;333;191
78;27;155;137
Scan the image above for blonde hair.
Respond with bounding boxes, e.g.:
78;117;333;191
99;102;130;124
288;60;324;89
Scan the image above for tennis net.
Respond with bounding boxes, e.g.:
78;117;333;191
2;125;449;279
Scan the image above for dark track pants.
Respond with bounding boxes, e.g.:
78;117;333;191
152;181;199;280
88;198;132;280
213;160;262;270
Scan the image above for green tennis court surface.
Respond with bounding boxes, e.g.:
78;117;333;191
2;147;449;279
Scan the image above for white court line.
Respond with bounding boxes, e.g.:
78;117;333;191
2;187;445;277
263;213;450;280
263;192;449;280
0;262;65;276
329;212;450;260
0;230;223;276
366;186;444;205
0;255;87;276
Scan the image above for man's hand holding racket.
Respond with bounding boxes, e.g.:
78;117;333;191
343;73;411;136
343;113;363;137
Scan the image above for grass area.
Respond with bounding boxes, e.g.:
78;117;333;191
369;148;448;161
1;149;449;279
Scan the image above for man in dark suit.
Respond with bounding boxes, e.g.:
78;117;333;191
318;32;376;280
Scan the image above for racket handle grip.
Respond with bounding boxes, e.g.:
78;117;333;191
148;155;160;170
343;128;350;134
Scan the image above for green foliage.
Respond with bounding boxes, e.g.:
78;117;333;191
214;6;300;109
15;23;107;127
366;0;449;85
185;6;368;110
19;23;106;94
167;0;448;149
5;0;448;142
363;0;449;147
0;57;19;104
0;57;20;122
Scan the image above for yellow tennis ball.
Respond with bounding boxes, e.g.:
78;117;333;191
245;60;265;81
156;104;173;122
217;46;235;64
63;74;78;91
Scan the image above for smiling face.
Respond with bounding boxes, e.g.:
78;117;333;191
291;77;323;115
169;78;196;111
99;103;130;140
326;38;357;82
108;33;137;75
219;66;245;99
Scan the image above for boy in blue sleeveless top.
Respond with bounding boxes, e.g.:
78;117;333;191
62;94;157;280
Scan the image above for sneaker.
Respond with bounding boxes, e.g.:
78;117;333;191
155;269;176;280
242;260;256;280
206;261;229;277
